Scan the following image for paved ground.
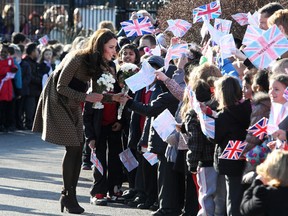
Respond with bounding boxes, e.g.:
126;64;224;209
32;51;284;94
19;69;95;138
0;130;151;216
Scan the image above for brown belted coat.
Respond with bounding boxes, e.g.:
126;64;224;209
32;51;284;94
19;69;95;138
32;52;91;146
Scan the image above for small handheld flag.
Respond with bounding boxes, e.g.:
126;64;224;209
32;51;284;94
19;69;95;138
38;35;49;46
120;17;154;37
247;11;260;27
219;34;236;60
247;117;268;140
214;18;232;34
143;152;158;166
166;19;192;37
231;13;248;26
193;1;221;23
164;43;188;70
242;25;264;46
219;140;247;160
91;151;104;175
199;113;215;139
119;148;139;172
243;25;288;69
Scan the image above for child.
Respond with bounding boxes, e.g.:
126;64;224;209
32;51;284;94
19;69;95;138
0;43;18;132
242;72;253;100
121;56;181;215
180;79;218;216
241;69;271;185
84;60;123;206
240;150;288;216
267;74;288;150
213;75;252;216
38;47;53;88
118;44;140;66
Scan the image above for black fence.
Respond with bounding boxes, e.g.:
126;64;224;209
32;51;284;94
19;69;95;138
0;0;165;43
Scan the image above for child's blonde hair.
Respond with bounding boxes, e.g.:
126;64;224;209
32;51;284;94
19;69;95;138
256;150;288;187
214;75;242;110
268;9;288;35
192;62;222;83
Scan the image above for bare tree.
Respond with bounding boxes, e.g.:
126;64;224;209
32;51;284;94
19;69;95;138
157;0;288;44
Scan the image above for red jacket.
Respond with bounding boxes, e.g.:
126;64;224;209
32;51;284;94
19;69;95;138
0;57;18;101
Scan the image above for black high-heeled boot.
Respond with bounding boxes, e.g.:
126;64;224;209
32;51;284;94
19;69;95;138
71;188;85;213
60;189;85;214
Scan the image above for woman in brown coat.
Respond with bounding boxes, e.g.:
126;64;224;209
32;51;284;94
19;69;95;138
32;29;121;214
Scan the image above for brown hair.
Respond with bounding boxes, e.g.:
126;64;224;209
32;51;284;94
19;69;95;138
98;21;115;33
39;47;53;63
268;9;288;34
192;63;222;83
269;73;288;88
214;75;242;110
77;29;117;79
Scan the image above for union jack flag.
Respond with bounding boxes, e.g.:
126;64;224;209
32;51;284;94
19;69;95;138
91;151;103;175
199;113;215;139
164;43;188;70
242;25;264;46
267;102;288;134
247;117;268;140
220;140;248;160
186;86;194;108
166;19;192;37
152;109;176;141
186;86;215;138
38;35;49;46
119;148;139;172
192;1;221;23
143;152;158;166
243;25;288;69
231;13;248;26
203;18;225;44
284;87;288;102
120;17;154;37
247;11;260;27
214;18;232;34
219;34;236;60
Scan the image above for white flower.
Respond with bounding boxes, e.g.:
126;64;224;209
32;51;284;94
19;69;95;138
107;84;114;90
121;63;138;71
120;63;139;73
96;72;116;93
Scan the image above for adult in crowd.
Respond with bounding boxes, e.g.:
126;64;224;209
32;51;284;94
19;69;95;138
240;150;288;216
258;2;284;30
32;29;122;214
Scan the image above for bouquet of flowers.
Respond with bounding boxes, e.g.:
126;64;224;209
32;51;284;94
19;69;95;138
117;63;139;119
92;72;115;109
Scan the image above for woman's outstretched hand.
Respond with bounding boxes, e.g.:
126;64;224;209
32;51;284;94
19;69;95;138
118;95;131;105
86;93;104;103
112;92;123;102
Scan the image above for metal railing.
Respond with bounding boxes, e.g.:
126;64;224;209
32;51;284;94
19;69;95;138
0;0;164;43
0;1;116;43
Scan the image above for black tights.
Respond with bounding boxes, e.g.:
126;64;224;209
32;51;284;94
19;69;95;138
62;146;82;191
